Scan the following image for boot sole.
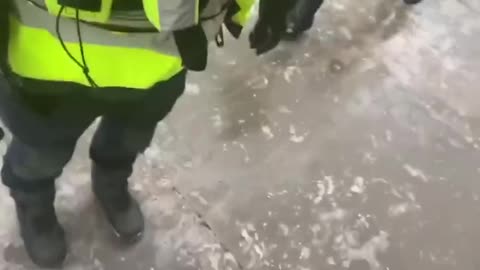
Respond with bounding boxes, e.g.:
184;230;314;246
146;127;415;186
20;226;67;268
93;198;145;244
112;227;144;244
26;244;67;269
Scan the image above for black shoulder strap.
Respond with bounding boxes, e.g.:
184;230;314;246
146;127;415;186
173;25;208;71
224;2;242;38
173;0;210;71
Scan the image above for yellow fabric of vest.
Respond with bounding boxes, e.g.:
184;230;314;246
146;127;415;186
8;0;254;89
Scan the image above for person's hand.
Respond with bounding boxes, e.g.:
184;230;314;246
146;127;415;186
0;127;4;142
249;0;295;55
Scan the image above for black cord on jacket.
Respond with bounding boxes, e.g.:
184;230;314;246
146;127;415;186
55;5;98;87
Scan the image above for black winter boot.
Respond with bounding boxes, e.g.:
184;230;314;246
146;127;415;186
12;189;67;268
92;164;144;242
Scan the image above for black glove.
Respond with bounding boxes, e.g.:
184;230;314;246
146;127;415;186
249;0;295;55
0;127;4;141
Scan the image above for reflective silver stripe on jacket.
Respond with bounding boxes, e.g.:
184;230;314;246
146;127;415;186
27;0;155;28
14;0;229;56
25;0;228;30
157;0;198;31
15;0;179;56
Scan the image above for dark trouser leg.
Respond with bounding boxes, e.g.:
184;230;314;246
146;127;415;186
0;81;95;193
89;71;186;241
1;139;72;268
89;116;156;241
2;142;72;268
2;138;79;193
0;79;95;267
285;0;324;38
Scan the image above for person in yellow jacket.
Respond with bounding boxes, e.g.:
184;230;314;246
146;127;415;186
0;0;295;267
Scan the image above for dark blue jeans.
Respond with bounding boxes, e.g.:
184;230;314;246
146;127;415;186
0;71;186;193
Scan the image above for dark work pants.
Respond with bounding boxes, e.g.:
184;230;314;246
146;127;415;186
0;71;186;193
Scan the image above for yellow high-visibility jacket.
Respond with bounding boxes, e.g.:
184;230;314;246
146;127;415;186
5;0;254;89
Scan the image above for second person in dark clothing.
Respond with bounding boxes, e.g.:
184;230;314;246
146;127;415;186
285;0;423;39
